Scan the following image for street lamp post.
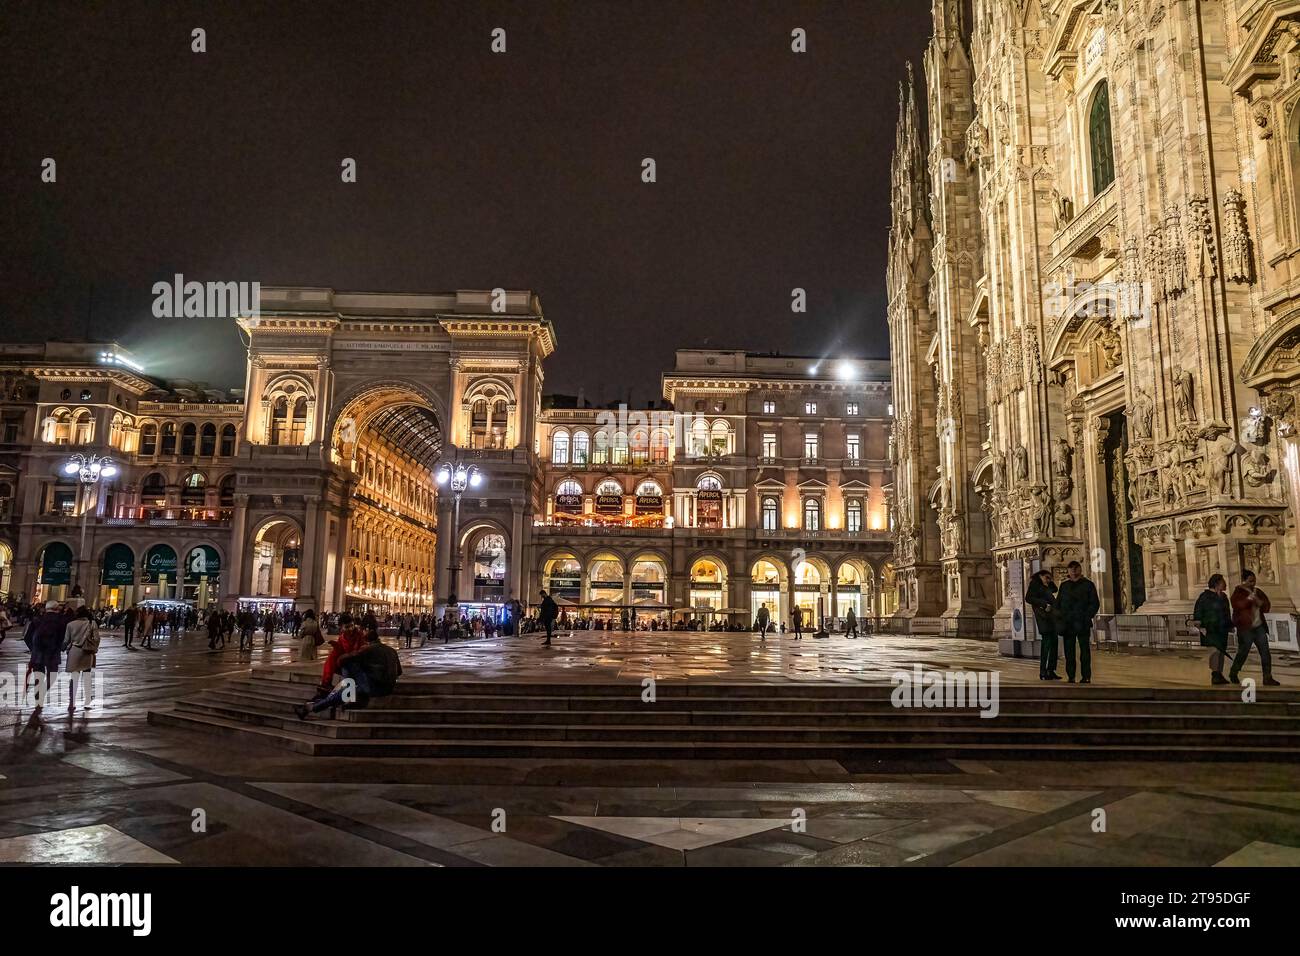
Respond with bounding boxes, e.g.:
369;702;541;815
63;453;117;598
435;458;484;611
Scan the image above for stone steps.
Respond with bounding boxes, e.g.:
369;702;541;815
196;689;1300;729
146;671;1300;760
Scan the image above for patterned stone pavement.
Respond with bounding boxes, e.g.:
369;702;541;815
1;627;1298;866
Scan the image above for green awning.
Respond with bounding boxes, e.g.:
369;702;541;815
101;543;135;585
40;542;73;585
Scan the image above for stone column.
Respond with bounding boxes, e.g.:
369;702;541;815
299;495;321;610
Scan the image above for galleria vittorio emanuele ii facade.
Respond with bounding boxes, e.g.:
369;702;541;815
888;0;1300;648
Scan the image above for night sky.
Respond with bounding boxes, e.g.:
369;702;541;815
2;1;931;403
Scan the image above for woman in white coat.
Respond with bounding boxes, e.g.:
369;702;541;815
63;605;100;711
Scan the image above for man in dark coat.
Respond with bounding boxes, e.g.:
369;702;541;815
1229;570;1280;686
1192;573;1232;685
27;600;69;707
1056;560;1100;684
1025;569;1060;680
538;589;559;647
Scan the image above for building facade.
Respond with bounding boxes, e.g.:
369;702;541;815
2;300;895;629
889;0;1300;642
534;350;896;628
0;342;242;609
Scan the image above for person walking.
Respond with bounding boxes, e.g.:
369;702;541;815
139;607;155;649
238;608;255;651
27;600;68;708
1056;560;1100;684
1193;574;1232;685
538;589;559;647
297;609;323;661
1025;568;1061;681
1229;570;1280;686
755;603;770;641
63;605;100;712
845;606;859;639
123;604;138;649
207;609;225;650
791;605;804;640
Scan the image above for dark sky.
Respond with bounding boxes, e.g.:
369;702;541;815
2;1;930;403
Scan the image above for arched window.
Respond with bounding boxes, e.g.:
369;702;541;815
181;472;206;506
572;431;590;465
690;419;709;457
629;429;649;465
555;478;583;497
289;397;309;445
141;472;167;506
650;429;671;464
595;478;624;496
552;430;570;464
761;496;779;531
200;423;217;457
270;398;288;445
592;429;610;464
803;497;821;531
697;474;721;491
219;474;235;507
491;400;508;449
635;479;663;496
710;420;731;456
160;422;177;455
140;423;158;456
1089;81;1115;194
219;424;236;456
73;409;94;445
181;423;197;456
611;431;629;464
846;498;863;533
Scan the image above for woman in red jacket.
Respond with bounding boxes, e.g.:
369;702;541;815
1229;570;1280;686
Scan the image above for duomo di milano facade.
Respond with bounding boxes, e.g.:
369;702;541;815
889;0;1300;640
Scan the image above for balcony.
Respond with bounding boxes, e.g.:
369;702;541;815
755;528;892;543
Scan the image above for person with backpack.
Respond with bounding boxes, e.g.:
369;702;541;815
538;589;558;647
63;605;100;712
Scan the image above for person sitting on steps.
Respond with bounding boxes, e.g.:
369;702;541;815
295;629;402;720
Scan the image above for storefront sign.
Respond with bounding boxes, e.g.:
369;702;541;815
184;545;222;583
142;545;178;583
696;489;722;502
40;543;73;585
635;494;663;512
101;543;135;586
595;493;624;513
555;493;583;511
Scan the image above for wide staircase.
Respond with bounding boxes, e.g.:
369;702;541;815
146;667;1300;760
